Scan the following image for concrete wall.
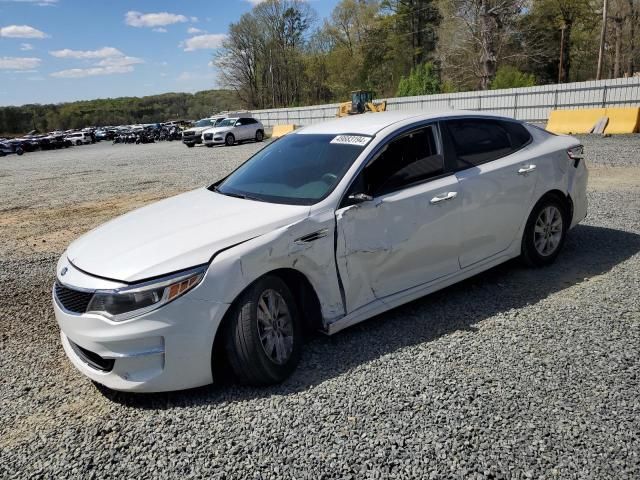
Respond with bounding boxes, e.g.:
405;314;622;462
251;77;640;127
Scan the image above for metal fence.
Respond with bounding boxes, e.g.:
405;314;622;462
251;77;640;127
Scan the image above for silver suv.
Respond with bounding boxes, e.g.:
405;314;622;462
202;117;265;147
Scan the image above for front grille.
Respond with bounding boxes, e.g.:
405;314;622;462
69;340;115;372
54;282;93;313
203;133;213;140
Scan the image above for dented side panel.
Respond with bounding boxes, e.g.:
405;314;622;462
335;175;462;314
194;209;345;325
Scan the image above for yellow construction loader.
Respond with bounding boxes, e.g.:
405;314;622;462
337;90;387;117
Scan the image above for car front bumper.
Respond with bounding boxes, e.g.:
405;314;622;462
202;135;226;145
53;268;230;392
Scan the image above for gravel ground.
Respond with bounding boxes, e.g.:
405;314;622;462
1;136;639;479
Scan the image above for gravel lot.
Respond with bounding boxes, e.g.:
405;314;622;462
1;136;639;479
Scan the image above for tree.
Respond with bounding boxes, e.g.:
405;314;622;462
490;65;536;88
396;62;441;95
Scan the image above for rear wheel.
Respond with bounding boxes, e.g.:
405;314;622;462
255;130;264;142
225;134;235;146
186;143;194;148
223;275;301;385
76;140;82;146
521;195;568;267
16;147;24;156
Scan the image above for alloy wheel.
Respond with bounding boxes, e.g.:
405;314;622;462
534;206;563;256
256;289;294;365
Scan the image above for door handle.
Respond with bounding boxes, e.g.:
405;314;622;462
518;165;536;175
430;191;458;204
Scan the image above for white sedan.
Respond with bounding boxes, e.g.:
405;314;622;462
52;111;588;392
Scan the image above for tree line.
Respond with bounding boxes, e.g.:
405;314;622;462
0;90;240;135
216;0;638;107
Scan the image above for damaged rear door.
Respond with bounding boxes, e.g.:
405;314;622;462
335;124;462;314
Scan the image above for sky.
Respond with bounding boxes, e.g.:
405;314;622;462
0;0;339;106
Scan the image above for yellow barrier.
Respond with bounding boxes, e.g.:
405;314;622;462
271;124;296;138
546;107;640;134
603;107;640;134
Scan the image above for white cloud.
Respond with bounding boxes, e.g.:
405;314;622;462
49;47;124;59
187;27;203;34
0;0;58;6
190;16;199;22
20;43;34;51
0;25;48;38
125;11;188;28
0;56;41;70
50;65;135;78
95;56;143;68
180;33;226;52
49;49;144;79
152;27;167;33
246;0;267;5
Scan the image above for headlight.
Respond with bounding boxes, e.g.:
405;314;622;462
86;265;206;322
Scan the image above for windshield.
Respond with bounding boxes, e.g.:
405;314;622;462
214;133;370;205
194;119;213;128
217;118;237;127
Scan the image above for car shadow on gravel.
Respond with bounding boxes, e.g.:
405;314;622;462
97;224;640;409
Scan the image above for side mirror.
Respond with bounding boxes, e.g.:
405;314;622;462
348;192;373;203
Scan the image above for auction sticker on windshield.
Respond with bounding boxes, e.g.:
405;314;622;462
330;135;371;146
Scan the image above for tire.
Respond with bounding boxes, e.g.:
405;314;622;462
521;194;568;267
0;150;5;157
255;130;264;142
225;134;235;146
76;140;82;146
186;143;194;148
223;275;302;385
16;147;24;156
206;144;213;148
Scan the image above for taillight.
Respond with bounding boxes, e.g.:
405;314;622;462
567;145;584;167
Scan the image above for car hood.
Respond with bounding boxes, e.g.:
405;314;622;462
184;126;211;135
66;188;310;283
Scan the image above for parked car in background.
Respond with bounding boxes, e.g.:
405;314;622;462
0;140;24;156
65;132;92;146
202;116;264;147
182;117;226;147
52;111;588;392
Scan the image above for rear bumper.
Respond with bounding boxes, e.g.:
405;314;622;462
569;160;589;229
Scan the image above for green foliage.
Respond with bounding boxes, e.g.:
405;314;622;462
489;66;537;89
0;90;240;135
396;62;441;97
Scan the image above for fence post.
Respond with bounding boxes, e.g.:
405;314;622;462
553;90;559;110
478;95;482;111
601;85;608;108
513;92;518;118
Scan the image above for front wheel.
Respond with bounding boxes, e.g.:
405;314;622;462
16;147;24;156
225;134;235;146
223;276;301;385
255;130;264;142
521;195;568;267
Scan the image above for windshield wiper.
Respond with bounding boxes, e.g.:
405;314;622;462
211;185;263;202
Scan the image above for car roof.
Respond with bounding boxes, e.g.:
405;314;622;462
296;110;515;136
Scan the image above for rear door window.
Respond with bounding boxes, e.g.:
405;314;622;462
444;118;531;168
